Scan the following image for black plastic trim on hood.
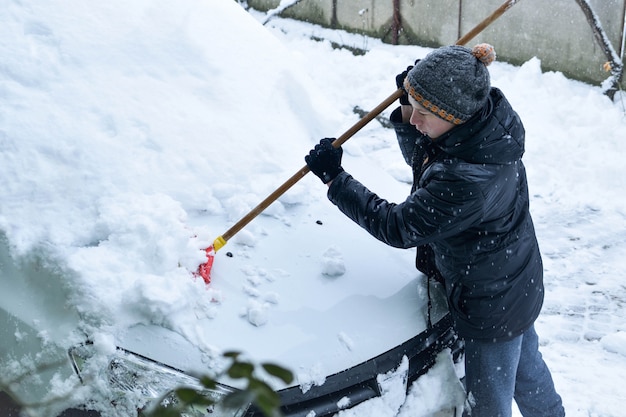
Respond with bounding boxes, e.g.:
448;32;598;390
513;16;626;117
245;313;462;417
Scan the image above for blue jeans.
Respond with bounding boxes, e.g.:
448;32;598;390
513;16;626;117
463;325;565;417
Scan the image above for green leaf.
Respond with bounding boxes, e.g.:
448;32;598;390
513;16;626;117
144;350;291;417
249;379;281;410
223;350;242;359
254;387;282;417
175;388;199;403
261;363;294;384
249;378;277;394
174;388;215;406
143;406;182;417
199;375;217;389
222;390;255;409
228;361;254;379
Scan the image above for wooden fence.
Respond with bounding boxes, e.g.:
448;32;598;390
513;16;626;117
248;0;626;92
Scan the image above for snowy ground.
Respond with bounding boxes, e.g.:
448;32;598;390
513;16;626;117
1;1;626;416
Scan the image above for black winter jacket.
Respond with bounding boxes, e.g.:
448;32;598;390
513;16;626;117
327;88;544;342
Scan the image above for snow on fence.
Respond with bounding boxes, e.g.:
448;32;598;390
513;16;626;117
247;0;626;95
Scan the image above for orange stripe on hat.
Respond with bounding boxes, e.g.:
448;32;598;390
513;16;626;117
403;79;465;125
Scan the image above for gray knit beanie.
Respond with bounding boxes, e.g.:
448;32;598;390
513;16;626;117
404;43;496;124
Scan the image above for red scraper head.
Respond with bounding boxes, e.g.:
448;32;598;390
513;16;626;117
196;246;215;284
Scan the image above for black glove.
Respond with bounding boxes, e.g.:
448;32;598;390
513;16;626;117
395;60;420;105
305;138;344;184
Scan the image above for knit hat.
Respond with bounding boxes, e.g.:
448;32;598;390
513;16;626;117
404;43;496;124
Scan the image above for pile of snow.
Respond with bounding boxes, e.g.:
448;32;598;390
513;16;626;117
0;0;338;332
1;1;626;416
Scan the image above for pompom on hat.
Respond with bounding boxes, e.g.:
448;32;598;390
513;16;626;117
404;43;496;124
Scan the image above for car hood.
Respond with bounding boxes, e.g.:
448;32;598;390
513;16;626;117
116;162;433;389
1;166;435;396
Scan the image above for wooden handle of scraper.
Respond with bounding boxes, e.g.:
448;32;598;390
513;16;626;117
210;0;521;252
456;0;520;46
210;88;402;252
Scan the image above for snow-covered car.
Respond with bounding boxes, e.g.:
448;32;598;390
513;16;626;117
0;2;463;416
0;217;461;417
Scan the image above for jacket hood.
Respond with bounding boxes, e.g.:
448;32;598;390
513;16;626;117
435;88;525;165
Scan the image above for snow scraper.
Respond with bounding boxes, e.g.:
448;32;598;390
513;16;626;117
197;0;522;284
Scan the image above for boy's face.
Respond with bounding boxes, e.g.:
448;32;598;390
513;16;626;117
408;96;456;140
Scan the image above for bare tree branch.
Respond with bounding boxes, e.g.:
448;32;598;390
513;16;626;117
262;0;304;25
574;0;623;100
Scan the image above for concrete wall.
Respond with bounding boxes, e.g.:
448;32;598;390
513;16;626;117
248;0;626;89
